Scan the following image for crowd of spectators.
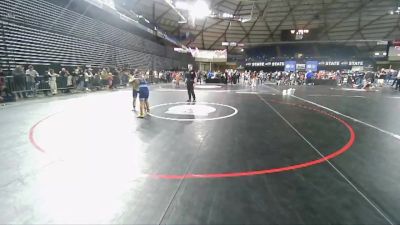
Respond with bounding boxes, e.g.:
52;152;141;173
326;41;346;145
201;68;400;91
0;65;182;103
2;65;400;104
238;68;400;90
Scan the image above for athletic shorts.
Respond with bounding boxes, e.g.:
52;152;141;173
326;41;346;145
139;87;149;100
132;90;138;98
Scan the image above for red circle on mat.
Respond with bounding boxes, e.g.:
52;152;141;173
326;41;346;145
29;101;355;179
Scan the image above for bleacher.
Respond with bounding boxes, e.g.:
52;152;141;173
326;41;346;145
0;0;190;72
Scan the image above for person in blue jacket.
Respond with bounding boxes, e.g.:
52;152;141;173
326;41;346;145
305;70;314;85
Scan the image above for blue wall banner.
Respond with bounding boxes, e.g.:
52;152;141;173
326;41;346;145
306;61;318;72
285;61;296;72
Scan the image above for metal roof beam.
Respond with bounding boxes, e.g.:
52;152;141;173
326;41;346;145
303;0;342;29
318;0;381;39
263;0;306;42
229;2;269;52
207;2;243;49
186;19;225;46
202;18;208;49
155;8;172;23
383;16;400;39
254;3;273;36
284;0;297;29
346;14;390;40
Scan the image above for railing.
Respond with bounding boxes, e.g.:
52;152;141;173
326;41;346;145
2;73;170;98
2;75;125;94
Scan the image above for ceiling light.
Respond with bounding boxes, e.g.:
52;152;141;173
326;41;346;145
222;13;233;18
175;1;189;10
100;0;116;9
374;52;380;56
240;16;251;23
290;30;295;34
190;0;210;19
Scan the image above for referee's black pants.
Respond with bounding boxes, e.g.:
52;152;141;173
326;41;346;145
187;81;196;101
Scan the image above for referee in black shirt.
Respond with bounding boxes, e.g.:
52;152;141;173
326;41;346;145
186;65;196;102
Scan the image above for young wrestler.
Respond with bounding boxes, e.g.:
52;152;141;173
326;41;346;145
137;76;150;118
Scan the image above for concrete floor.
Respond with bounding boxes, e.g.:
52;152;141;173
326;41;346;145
0;83;399;224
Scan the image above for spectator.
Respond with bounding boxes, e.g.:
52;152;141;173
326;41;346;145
152;70;157;84
122;69;130;86
74;66;85;91
108;72;114;89
166;71;171;83
59;68;68;77
48;69;59;95
59;68;70;93
66;70;73;91
25;65;39;97
85;68;93;91
12;65;27;99
113;68;121;89
93;71;102;90
395;70;400;91
175;72;181;87
0;84;16;103
305;70;314;85
100;68;109;87
158;71;164;83
0;69;5;87
251;72;257;88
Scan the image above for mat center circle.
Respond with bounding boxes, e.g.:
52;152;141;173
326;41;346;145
196;85;222;89
165;105;216;116
148;102;238;121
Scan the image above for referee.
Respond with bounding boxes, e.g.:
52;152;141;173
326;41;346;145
186;65;196;102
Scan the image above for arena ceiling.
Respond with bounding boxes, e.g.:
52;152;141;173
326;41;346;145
116;0;400;52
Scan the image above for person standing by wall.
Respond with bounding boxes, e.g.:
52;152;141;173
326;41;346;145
25;65;39;97
186;65;196;102
99;68;107;87
48;69;59;95
12;65;27;99
175;72;181;87
59;68;70;92
395;69;400;91
0;84;16;104
0;69;5;87
74;66;84;91
87;68;94;91
251;71;257;88
112;68;120;89
108;72;114;90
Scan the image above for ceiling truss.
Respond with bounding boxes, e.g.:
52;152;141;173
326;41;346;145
116;0;400;52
